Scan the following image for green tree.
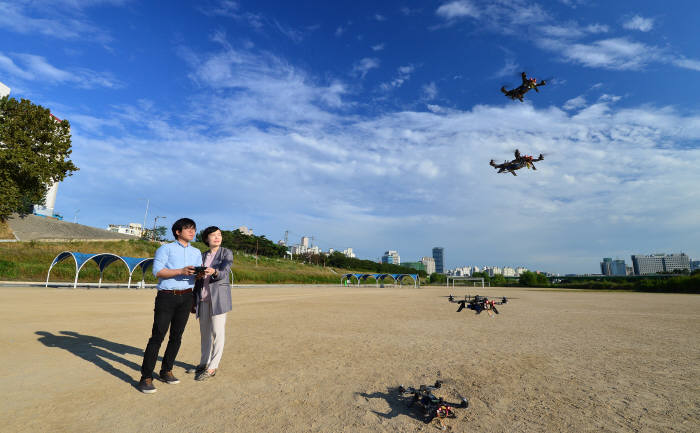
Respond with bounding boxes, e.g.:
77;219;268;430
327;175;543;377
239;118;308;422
491;274;506;286
0;96;78;220
143;225;168;242
518;271;549;287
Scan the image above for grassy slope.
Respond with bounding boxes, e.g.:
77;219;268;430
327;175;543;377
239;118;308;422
0;240;360;284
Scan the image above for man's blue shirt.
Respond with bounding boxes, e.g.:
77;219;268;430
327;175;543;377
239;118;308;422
152;241;203;290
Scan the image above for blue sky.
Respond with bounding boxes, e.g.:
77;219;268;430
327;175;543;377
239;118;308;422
2;0;699;274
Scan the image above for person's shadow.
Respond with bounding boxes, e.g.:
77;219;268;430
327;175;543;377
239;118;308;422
35;331;195;387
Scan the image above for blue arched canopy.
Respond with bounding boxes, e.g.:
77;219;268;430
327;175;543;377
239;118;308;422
340;273;419;287
46;251;154;288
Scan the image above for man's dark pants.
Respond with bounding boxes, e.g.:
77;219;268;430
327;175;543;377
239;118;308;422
141;290;194;379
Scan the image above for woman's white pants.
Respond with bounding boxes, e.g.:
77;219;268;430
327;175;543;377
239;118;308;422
198;300;226;370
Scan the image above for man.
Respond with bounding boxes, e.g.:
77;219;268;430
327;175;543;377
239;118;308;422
138;218;202;394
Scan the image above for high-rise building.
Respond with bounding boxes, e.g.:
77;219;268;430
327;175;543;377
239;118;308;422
420;257;435;275
432;247;444;274
0;81;9;98
600;258;627;276
342;248;356;258
381;250;400;265
631;253;690;275
691;260;700;272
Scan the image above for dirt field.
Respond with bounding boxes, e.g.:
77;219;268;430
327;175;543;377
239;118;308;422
0;285;698;433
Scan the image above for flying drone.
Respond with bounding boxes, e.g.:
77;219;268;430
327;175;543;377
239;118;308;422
398;379;468;429
489;149;544;176
448;294;509;315
501;71;547;102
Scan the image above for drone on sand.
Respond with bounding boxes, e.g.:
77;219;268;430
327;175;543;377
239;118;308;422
398;379;468;430
448;294;509;316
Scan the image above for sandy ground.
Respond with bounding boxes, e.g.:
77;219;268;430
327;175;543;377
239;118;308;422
0;285;698;433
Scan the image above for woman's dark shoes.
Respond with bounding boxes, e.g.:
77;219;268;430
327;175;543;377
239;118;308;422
195;369;217;381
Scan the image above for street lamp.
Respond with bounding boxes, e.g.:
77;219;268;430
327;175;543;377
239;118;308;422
140;198;149;231
152;216;166;241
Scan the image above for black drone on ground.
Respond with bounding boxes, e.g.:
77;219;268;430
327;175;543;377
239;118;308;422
448;294;508;315
489;148;544;176
501;71;547;102
398;380;468;429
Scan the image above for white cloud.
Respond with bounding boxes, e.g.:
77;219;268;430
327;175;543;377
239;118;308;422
539;22;609;39
380;65;415;90
273;19;304;43
198;0;239;17
352;57;380;78
537;37;661;70
435;0;548;33
672;57;700;72
422;82;438;100
0;1;112;42
493;57;519;78
563;95;586;111
374;14;386;21
371;43;385;51
335;25;348;37
585;23;609;33
436;0;479;20
0;51;122;88
623;15;654;32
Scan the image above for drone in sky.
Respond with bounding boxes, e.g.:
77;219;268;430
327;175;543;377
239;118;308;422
489;149;544;176
448;294;509;315
501;71;547;102
398;379;468;429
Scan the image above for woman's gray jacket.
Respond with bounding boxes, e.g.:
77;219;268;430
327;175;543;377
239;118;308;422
194;247;233;317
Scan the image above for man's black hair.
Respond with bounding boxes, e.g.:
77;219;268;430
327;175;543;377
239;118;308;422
201;226;221;247
171;218;196;239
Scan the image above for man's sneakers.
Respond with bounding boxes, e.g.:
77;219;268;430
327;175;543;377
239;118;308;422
138;377;157;394
138;371;181;393
158;370;180;384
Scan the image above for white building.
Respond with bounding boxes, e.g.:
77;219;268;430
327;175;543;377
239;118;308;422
0;81;9;98
421;257;436;275
381;250;400;265
343;247;356;258
502;267;516;277
238;226;253;235
301;236;311;248
515;267;528;276
107;223;143;237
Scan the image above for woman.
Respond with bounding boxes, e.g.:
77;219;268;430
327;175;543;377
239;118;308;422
191;226;233;381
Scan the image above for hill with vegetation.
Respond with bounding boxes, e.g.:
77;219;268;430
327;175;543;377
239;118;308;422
0;240;413;285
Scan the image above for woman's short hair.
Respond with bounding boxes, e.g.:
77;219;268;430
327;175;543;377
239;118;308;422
171;218;196;239
201;226;221;246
